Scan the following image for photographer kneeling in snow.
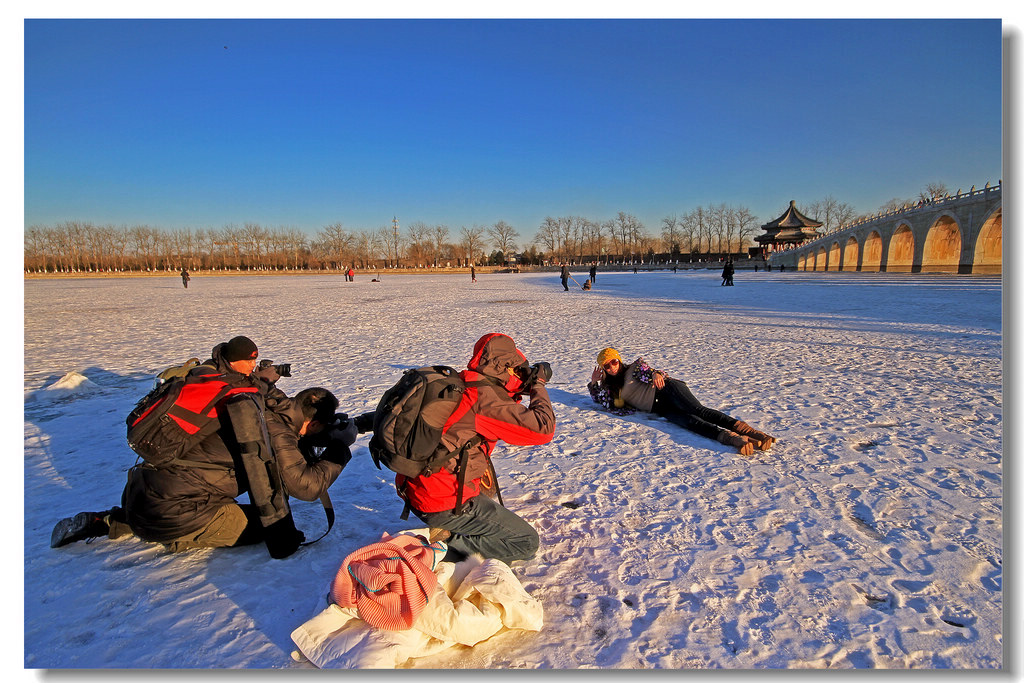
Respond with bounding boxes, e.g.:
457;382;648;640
51;335;356;558
365;333;556;565
588;347;775;456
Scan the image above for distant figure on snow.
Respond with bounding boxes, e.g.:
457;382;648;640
560;264;570;291
587;347;775;456
181;268;191;288
722;259;734;286
589;264;597;283
471;265;477;282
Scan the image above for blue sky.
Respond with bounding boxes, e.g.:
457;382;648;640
23;18;1004;240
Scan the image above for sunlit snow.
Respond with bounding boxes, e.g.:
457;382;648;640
24;269;1002;669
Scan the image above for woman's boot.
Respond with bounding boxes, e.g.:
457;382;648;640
733;421;775;451
718;430;754;456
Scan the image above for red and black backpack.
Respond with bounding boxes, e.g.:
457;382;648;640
125;364;259;468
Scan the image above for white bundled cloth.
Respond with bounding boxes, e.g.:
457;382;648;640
290;531;544;669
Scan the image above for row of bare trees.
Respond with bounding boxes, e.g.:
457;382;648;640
26;193;879;273
533;205;763;264
23;219;530;273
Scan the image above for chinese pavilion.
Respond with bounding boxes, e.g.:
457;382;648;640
755;200;822;253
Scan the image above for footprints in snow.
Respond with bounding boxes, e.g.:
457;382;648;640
853;580;979;633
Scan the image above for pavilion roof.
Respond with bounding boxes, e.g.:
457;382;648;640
762;201;823;230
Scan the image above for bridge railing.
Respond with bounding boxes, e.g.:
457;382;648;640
782;181;1001;254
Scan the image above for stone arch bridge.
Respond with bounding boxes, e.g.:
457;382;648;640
767;183;1002;274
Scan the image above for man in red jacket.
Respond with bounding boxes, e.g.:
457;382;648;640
396;333;556;564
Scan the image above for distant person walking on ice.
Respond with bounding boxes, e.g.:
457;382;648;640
560;264;570;291
181;268;191;288
587;348;775;456
722;259;734;286
471;265;477;282
590;264;597;283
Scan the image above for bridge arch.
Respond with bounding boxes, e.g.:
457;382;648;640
827;241;841;271
842;236;859;271
921;215;962;273
887;224;914;272
862;231;883;272
973;207;1002;274
763;184;1000;274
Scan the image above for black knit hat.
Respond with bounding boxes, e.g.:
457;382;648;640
223;336;258;362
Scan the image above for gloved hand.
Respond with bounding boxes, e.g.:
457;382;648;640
319;417;356;467
263;513;305;559
532;362;552;384
335;418;358;447
354;412;376;434
320;442;352;468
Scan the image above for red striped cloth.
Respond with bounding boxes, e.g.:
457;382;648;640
330;534;444;631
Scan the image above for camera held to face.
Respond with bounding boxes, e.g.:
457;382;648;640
258;359;292;378
514;362;552;391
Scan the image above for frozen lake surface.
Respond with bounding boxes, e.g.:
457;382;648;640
23;269;1002;669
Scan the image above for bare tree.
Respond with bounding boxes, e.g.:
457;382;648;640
878;197;911;213
370;229;386;268
613;212;645;262
733;207;758;253
687;207;711;255
376;226;398;268
405;221;432;267
723;207;739;254
460;225;486;265
661;215;683;256
709;204;728;254
834;202;857;230
240;222;270;268
806;196;856;233
488;220;519;263
432;224;450;266
24;226;47;272
318;223;354;270
581;218;606;263
535;218;559;262
919;182;950;201
677;211;697;255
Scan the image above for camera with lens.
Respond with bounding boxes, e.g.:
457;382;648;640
300;412;356;467
513;361;552;396
258;359;292;378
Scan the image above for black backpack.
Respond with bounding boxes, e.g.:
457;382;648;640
369;366;492;516
368;366;474;476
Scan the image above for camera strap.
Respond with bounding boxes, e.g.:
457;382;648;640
300;491;335;546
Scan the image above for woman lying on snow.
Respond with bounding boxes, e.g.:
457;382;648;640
587;347;775;456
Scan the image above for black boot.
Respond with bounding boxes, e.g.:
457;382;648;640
50;510;112;548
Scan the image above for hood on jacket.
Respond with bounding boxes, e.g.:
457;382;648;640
266;395;305;435
467;333;528;380
207;342;235;374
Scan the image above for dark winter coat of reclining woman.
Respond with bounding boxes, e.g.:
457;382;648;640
586;347;775;456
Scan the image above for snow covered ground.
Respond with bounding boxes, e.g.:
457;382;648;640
22;269;1002;669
